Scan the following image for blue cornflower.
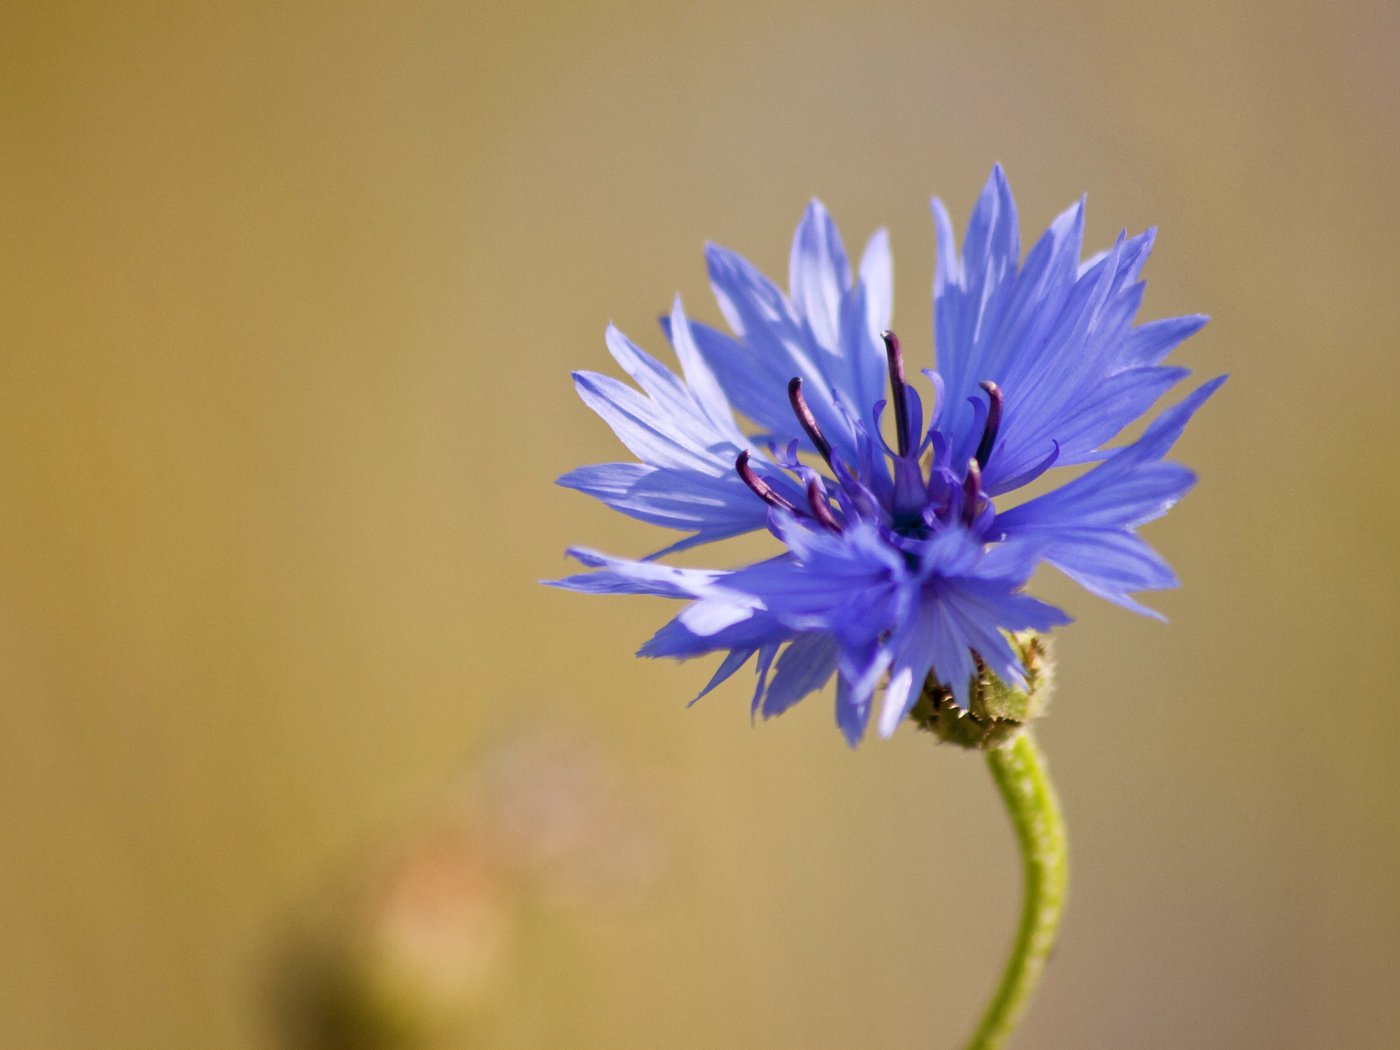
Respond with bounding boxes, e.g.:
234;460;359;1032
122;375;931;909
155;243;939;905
552;166;1222;746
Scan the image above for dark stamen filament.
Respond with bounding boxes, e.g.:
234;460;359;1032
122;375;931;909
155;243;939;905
787;377;834;466
805;478;842;533
962;458;984;525
736;450;801;514
975;380;1003;469
882;330;911;457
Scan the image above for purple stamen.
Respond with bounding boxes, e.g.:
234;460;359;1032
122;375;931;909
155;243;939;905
736;450;801;514
962;458;984;526
805;478;842;533
787;377;834;466
882;330;911;457
975;380;1003;469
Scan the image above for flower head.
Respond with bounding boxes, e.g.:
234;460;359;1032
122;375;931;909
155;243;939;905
551;167;1222;745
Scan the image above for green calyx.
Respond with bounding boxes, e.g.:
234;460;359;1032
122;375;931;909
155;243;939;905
908;633;1054;751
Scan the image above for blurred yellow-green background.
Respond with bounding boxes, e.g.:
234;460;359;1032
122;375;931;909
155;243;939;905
3;1;1398;1047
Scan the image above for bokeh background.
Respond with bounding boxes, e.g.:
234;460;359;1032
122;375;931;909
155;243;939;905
3;1;1398;1047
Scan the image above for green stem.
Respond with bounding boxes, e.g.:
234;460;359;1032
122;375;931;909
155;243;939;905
964;730;1069;1050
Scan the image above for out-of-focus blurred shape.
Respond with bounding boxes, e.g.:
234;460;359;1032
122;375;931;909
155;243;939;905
473;730;661;908
273;730;656;1050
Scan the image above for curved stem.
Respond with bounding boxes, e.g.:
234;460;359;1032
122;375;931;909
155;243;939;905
964;730;1069;1050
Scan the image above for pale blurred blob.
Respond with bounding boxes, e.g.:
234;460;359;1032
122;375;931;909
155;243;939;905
473;731;661;908
275;730;656;1050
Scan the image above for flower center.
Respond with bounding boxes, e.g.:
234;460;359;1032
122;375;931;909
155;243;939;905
733;330;1005;540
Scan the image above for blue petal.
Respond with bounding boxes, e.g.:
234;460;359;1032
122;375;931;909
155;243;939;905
996;378;1224;614
676;589;764;635
761;633;839;719
1032;529;1179;619
603;325;698;429
880;525;1072;733
827;227;893;420
640;604;792;659
1118;375;1228;465
873;528;1071;733
859;228;893;335
547;547;725;598
789;199;852;353
572;370;729;474
931;166;1023;438
660;315;797;444
689;648;756;706
601;324;746;454
974;198;1085;389
750;645;779;717
1120;315;1210;367
979;232;1129;464
966;164;1021;279
557;462;769;539
706;242;815;373
988;365;1190;490
930;170;1207;490
880;593;962;733
665;299;747;443
1012;461;1198;529
835;674;876;747
988;239;1166;462
704;244;860;462
835;280;883;419
834;638;891;723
